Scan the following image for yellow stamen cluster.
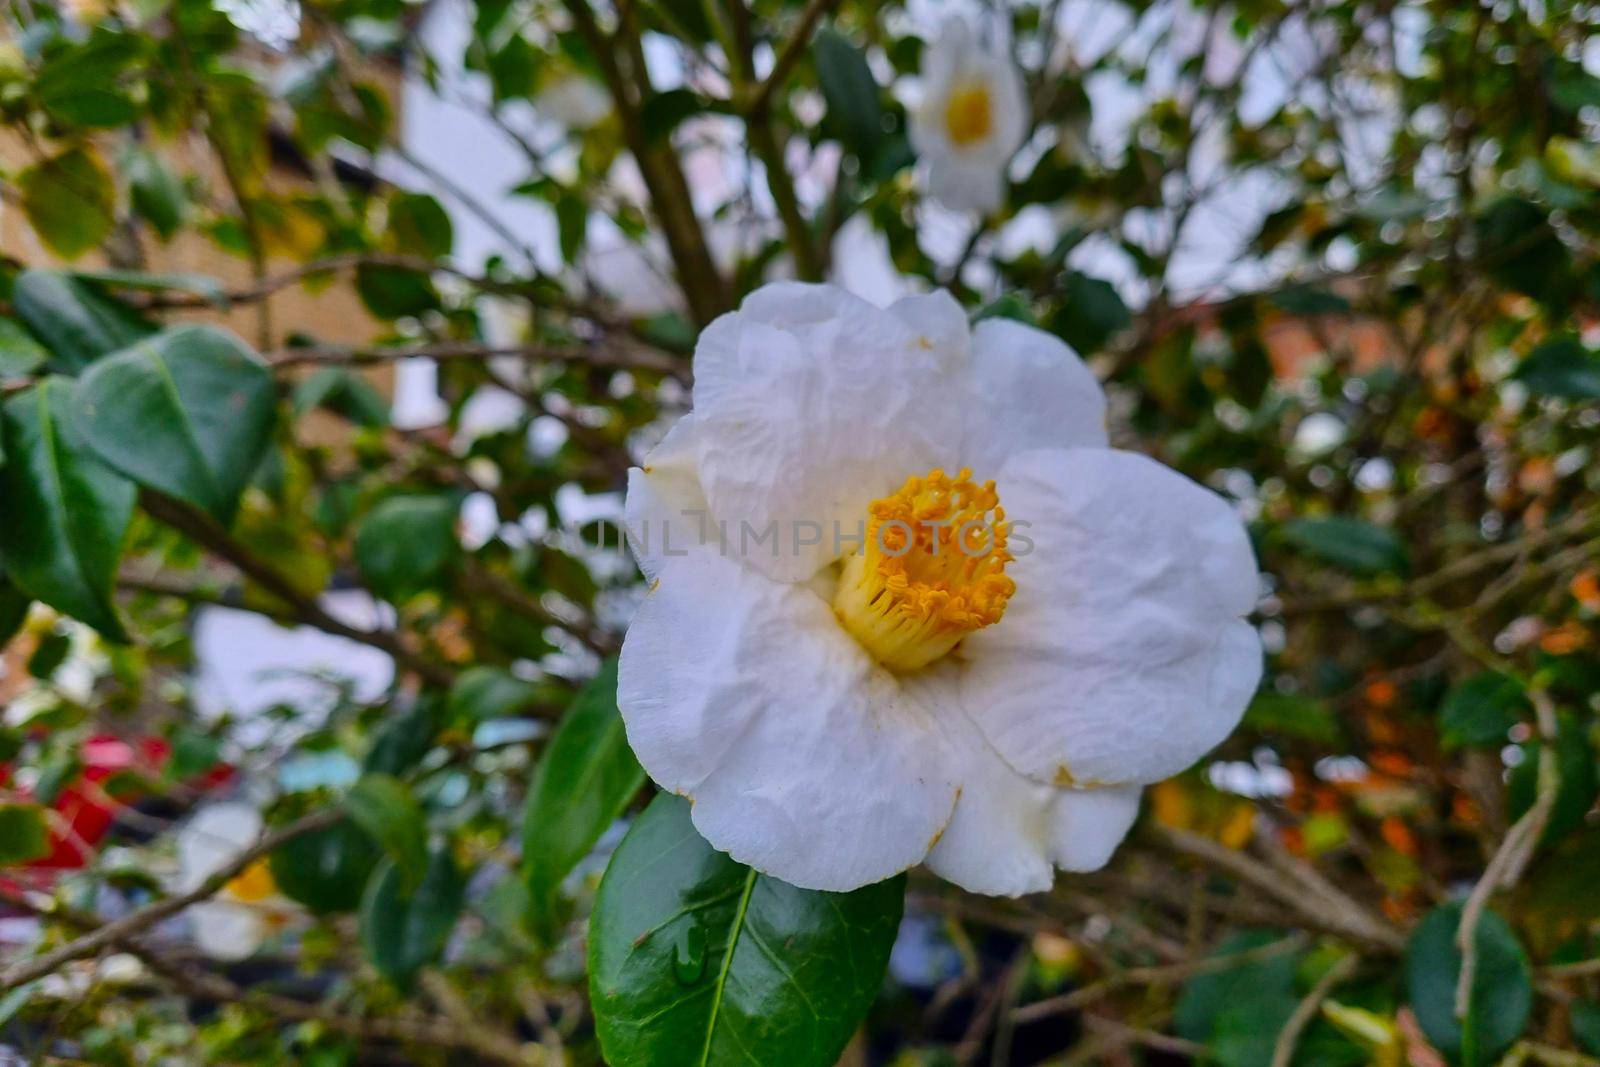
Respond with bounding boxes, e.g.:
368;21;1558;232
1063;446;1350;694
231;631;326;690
222;858;277;904
944;82;994;147
834;468;1015;672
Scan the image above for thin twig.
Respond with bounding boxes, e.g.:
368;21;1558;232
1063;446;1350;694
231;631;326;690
1270;954;1360;1067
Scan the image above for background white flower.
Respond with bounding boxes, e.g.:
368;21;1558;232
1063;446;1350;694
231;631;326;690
909;18;1029;214
621;282;1262;896
177;803;289;960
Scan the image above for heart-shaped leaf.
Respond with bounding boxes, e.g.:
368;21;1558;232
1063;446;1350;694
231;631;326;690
589;794;905;1067
0;379;134;640
73;325;277;524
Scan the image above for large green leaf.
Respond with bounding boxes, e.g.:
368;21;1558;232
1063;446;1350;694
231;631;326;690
1175;931;1302;1067
1280;517;1409;577
19;147;116;260
359;848;468;988
589;794;905;1067
0;379;134;640
522;658;643;935
269;818;383;914
1406;903;1532;1066
10;270;156;374
0;319;49;378
73;325;277;524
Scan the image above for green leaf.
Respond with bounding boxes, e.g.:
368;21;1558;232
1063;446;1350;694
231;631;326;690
814;29;884;159
1280;517;1409;577
0;577;31;648
972;293;1037;326
292;366;390;428
359;848;468;988
1507;714;1598;846
1242;692;1342;744
0;379;134;640
73;325;278;525
345;774;428;890
1439;671;1526;750
386;192;453;259
589;794;905;1067
0;318;49;378
1175;931;1302;1065
1406;903;1532;1066
270;819;383;914
448;665;543;721
124;147;186;240
354;494;460;601
1052;271;1131;354
1512;337;1600;400
71;270;225;306
1270;285;1351;316
11;270;156;374
363;701;437;777
1572;1000;1600;1057
0;803;51;866
355;263;440;319
523;658;643;935
556;192;588;265
640;88;701;145
19;147;115;259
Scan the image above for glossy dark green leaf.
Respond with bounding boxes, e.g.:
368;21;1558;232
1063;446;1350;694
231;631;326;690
125;147;186;240
0;804;51;866
73;325;277;524
1280;517;1409;577
814;29;884;159
1512;337;1600;400
1507;714;1598;846
1572;1000;1600;1056
354;494;460;600
640;88;701;145
363;700;437;777
487;33;537;100
72;270;225;305
269;818;383;914
523;658;642;935
1175;930;1302;1064
1242;692;1342;744
972;293;1037;326
386;192;453;259
359;848;468;988
1052;271;1131;353
345;774;428;890
355;263;440;319
1439;671;1525;750
0;578;31;648
1406;903;1531;1066
11;270;156;374
589;794;905;1067
0;319;49;378
0;379;134;640
19;148;115;259
1270;285;1351;315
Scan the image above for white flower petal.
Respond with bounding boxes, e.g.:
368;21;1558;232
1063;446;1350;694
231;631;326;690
962;318;1107;471
177;803;262;889
190;901;266;961
624;415;709;583
1048;785;1142;871
690;283;964;582
924;153;1008;214
961;447;1262;787
888;289;971;359
618;547;960;891
924;702;1055;896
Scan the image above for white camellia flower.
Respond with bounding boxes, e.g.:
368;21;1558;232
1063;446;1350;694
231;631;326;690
619;282;1263;896
909;18;1030;214
177;803;289;961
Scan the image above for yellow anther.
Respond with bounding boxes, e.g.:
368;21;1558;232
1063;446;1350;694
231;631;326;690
834;467;1015;672
944;83;994;147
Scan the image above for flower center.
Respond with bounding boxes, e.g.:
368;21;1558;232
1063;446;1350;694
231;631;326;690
222;858;277;904
944;82;993;147
833;468;1015;672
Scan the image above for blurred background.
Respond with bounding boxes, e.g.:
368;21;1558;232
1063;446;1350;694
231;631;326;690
1;0;1599;1062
